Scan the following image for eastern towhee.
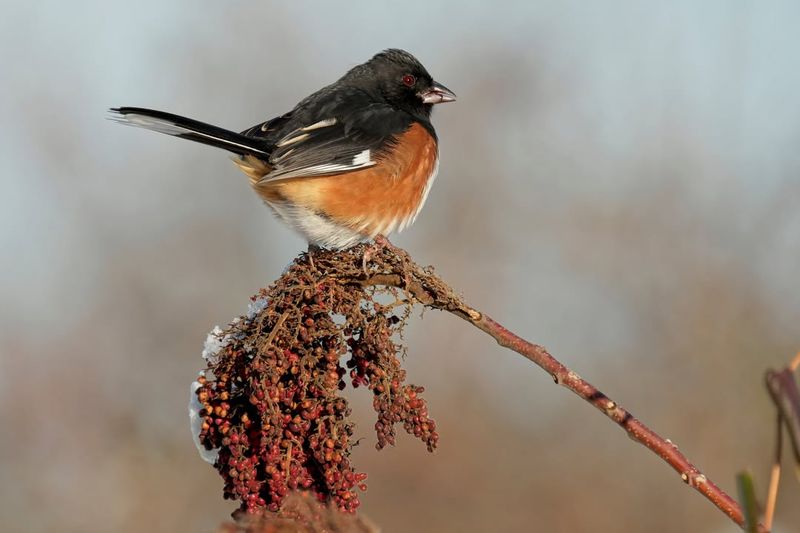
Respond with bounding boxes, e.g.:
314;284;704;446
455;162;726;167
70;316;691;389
111;49;455;249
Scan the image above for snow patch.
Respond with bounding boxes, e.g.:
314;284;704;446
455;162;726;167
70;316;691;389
247;295;270;319
189;376;219;464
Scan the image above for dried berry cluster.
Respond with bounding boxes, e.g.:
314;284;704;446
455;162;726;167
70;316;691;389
347;313;438;452
194;247;437;516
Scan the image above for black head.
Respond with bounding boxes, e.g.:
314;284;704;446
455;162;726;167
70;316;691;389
344;49;455;119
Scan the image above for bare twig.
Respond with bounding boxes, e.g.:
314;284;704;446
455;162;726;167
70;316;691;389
261;309;289;351
764;415;782;532
790;352;800;372
326;241;766;532
761;351;800;531
766;368;800;474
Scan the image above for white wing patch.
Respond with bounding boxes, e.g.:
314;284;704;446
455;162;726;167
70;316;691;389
275;118;338;148
264;148;375;182
300;118;337;131
352;149;371;166
275;132;309;147
295;148;374;175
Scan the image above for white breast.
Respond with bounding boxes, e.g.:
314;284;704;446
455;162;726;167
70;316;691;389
268;202;368;250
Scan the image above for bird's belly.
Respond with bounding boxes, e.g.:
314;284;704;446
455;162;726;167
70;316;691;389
256;123;439;249
265;201;368;250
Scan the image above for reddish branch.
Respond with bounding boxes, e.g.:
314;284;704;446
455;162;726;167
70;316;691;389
345;242;766;532
203;241;765;531
762;352;800;530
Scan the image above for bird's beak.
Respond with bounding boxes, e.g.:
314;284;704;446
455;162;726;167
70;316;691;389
419;82;456;104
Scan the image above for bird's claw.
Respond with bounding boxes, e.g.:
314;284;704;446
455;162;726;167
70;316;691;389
362;235;391;275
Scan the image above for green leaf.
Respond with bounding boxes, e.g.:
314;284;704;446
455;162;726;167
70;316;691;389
736;471;759;533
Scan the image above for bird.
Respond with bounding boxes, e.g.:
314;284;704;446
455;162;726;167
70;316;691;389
110;49;455;250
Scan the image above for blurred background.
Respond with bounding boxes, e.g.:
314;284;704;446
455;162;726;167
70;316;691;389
2;1;799;531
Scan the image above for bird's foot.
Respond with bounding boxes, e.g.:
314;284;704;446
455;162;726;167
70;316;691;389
362;235;392;275
307;243;322;272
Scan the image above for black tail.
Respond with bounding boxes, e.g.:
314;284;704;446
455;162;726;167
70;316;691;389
109;107;270;157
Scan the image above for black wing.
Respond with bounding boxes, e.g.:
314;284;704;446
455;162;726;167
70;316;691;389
240;111;293;139
241;87;413;182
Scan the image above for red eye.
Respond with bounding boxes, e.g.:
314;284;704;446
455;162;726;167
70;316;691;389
402;74;416;87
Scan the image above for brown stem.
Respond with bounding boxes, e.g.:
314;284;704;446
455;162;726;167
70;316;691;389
334;242;766;532
762;352;800;531
764;414;782;532
766;368;800;472
790;351;800;372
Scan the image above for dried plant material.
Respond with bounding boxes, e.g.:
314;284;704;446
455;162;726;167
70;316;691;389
189;241;763;531
193;244;436;515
